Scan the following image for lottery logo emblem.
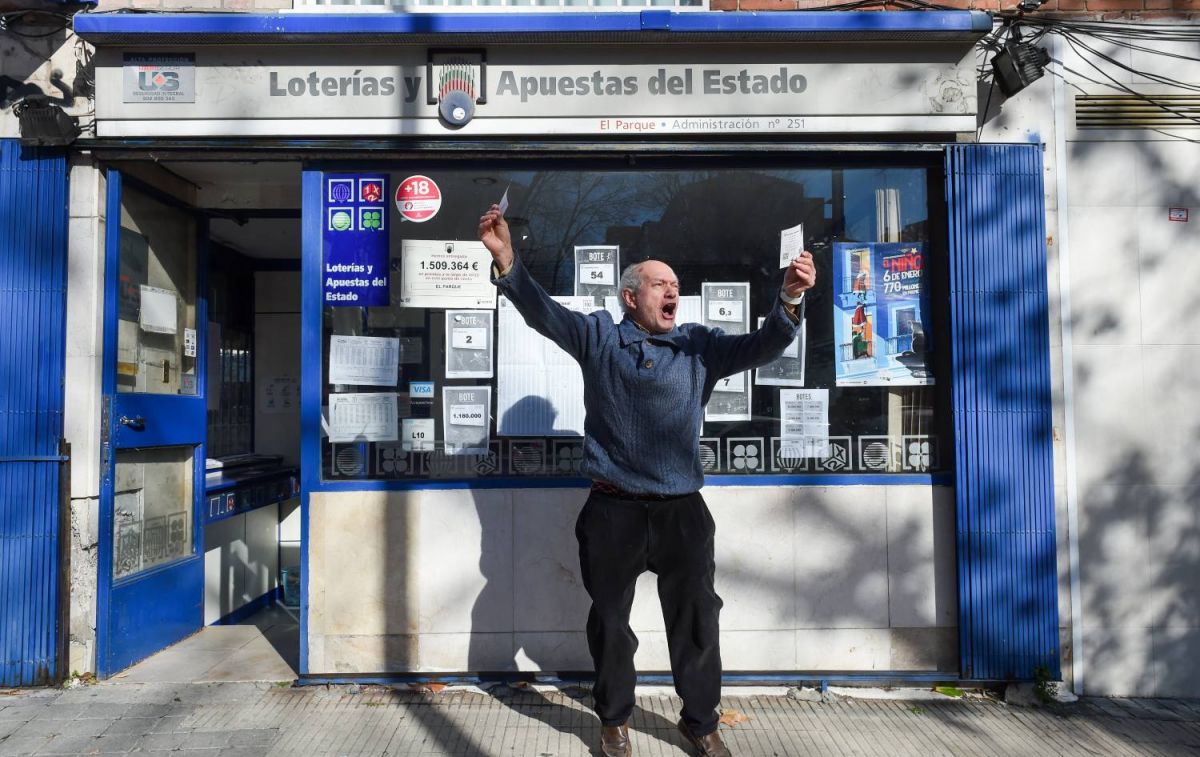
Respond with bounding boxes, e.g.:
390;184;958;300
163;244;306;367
328;179;353;203
329;209;353;232
395;175;442;223
360;180;383;203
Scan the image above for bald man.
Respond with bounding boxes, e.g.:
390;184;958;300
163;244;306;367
480;206;815;757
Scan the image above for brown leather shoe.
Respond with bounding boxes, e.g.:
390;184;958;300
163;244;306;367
678;719;732;757
600;723;631;757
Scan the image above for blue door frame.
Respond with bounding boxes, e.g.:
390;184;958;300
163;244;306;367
0;140;69;687
95;169;208;678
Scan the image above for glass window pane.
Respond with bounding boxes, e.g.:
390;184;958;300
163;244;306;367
320;158;950;483
113;446;195;578
117;188;198;396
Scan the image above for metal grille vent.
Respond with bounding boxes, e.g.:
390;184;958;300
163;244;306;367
1076;94;1200;129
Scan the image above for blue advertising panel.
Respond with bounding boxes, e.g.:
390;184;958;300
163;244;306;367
832;241;932;386
323;175;389;307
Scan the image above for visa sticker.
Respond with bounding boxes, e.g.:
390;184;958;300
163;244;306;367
409;381;435;399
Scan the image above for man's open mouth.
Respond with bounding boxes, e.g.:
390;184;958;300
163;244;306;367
662;303;677;318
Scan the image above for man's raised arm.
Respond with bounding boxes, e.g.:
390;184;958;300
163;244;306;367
478;204;595;362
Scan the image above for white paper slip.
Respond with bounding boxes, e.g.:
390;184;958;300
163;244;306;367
450;404;487;426
780;222;805;269
499;186;510;214
714;372;747;393
579;263;615;286
452;328;488;350
708;300;743;323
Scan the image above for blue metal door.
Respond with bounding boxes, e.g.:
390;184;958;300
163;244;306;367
945;143;1060;681
97;170;207;677
0;140;69;687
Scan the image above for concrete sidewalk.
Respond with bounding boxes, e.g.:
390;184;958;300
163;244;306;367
3;681;1200;756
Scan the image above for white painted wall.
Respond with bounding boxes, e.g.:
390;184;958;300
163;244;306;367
977;21;1200;696
306;485;957;674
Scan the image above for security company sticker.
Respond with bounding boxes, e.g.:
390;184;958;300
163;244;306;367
395;175;442;223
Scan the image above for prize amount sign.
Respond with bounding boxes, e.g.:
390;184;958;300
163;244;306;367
395;175;442;223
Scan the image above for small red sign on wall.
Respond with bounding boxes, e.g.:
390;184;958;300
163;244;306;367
1169;208;1189;222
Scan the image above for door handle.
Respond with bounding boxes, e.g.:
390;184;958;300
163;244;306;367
119;415;145;430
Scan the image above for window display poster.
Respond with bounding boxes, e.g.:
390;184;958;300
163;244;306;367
445;310;494;379
575;245;620;301
754;316;806;387
832;242;933;387
779;388;829;458
328;392;398;443
443;386;491;455
323;174;389;307
702;282;752;422
497;295;599;436
399;240;496;310
328;335;399;386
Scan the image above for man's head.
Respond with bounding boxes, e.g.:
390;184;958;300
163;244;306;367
620;260;679;334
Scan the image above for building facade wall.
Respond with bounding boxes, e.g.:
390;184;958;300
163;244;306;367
307;486;958;674
6;0;1194;689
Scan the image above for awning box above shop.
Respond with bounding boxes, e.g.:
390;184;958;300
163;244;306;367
76;11;989;139
74;10;992;45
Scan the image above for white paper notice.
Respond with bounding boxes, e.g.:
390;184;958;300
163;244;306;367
754;316;806;387
574;246;620;300
498;186;510;215
328;393;398;443
445;310;494;379
780;222;805;268
328;335;399;387
702;283;751;422
402;417;435;452
497;295;602;436
400;240;496;310
139;285;178;335
779;388;829;458
183;328;197;358
443;386;491;454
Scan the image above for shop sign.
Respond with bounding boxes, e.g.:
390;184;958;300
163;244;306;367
95;45;977;137
323;174;389;307
122;54;195;103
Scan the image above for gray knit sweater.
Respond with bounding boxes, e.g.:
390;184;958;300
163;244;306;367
494;256;801;496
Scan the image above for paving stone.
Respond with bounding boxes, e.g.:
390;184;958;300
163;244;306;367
135;731;188;750
101;717;159;735
0;734;52;756
180;731;232;749
225;729;278;747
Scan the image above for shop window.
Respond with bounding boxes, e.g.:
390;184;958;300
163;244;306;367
318;158;951;484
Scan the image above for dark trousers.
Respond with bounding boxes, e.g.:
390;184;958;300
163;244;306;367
575;490;723;737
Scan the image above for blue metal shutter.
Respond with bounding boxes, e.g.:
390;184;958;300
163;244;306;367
0;139;69;686
945;143;1060;681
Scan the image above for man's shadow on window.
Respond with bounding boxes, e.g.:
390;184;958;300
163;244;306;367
466;395;684;754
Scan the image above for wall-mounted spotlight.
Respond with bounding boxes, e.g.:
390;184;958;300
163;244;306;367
991;30;1051;98
14;96;80;147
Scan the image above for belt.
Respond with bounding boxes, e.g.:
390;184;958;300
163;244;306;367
590;481;679;502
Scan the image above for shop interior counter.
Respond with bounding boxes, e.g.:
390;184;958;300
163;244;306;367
202;456;299;625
